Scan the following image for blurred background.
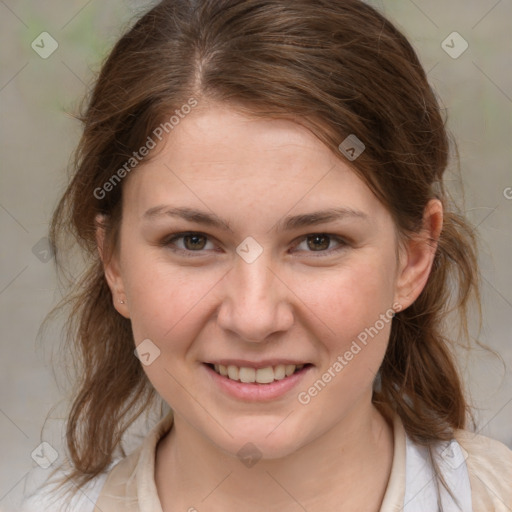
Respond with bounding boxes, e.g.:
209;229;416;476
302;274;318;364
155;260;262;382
1;0;511;509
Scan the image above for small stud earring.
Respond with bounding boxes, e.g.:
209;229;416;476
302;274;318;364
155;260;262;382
119;299;126;304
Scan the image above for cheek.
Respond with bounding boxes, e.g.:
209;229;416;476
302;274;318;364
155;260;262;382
126;265;217;344
294;263;396;417
123;260;220;409
304;256;397;348
121;250;231;379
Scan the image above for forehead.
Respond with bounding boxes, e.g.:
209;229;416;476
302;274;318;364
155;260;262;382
122;104;390;226
160;105;331;179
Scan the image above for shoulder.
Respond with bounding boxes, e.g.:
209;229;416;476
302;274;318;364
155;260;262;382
19;465;111;512
454;429;512;510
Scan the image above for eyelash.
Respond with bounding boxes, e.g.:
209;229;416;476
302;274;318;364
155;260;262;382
160;231;348;258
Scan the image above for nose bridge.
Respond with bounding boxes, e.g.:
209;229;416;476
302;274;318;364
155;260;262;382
242;259;275;306
217;252;292;341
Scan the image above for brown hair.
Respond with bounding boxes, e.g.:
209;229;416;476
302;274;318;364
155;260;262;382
48;0;479;500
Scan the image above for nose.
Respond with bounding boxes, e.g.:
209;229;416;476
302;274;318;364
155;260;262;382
216;254;294;343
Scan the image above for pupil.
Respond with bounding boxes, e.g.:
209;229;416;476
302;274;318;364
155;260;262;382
307;234;329;251
185;234;206;250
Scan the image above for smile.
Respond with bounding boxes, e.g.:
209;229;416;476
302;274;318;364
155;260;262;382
203;361;313;401
208;363;306;384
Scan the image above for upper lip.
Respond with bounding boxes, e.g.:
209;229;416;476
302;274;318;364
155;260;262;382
204;359;311;369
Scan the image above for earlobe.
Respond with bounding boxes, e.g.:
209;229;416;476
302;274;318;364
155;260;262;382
394;199;443;310
95;214;130;318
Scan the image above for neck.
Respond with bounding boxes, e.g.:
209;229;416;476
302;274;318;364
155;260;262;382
155;398;394;512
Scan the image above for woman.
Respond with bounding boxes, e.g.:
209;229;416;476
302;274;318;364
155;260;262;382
21;0;512;510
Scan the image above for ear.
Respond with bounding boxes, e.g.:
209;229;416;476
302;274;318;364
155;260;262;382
95;214;130;319
393;199;443;310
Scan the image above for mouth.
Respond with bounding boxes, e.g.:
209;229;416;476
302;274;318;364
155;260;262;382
204;362;312;385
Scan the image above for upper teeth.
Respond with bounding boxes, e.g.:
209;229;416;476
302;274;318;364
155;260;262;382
213;364;304;384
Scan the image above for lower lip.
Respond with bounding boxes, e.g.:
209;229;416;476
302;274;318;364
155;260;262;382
203;364;312;402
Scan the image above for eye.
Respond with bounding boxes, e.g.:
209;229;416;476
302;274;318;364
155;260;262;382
293;233;347;255
160;231;348;258
163;232;216;254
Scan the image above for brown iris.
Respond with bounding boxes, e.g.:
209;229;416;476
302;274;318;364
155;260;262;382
306;234;330;251
183;234;207;250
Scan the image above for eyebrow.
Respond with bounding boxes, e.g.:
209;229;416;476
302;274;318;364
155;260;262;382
142;206;369;232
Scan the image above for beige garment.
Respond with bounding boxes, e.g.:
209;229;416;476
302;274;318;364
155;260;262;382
456;429;512;512
94;412;512;512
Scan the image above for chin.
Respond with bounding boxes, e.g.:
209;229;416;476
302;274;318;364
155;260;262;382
205;417;308;461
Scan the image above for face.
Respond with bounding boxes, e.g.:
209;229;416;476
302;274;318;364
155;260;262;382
102;102;437;458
